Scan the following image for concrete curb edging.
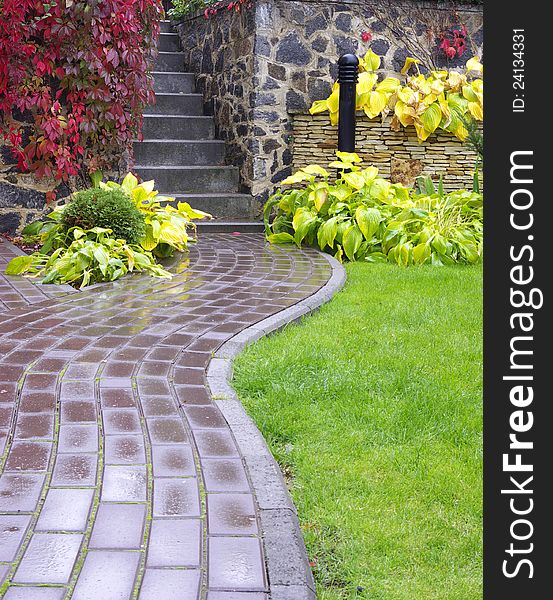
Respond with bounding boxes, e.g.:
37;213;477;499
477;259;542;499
206;251;346;599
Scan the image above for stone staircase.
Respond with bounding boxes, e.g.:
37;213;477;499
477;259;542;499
134;21;260;229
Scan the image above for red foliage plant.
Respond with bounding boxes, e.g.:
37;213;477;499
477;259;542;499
0;0;163;192
204;0;251;19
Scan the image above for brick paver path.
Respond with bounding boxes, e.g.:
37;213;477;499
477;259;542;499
0;234;331;599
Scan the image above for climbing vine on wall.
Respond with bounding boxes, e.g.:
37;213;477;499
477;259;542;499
0;0;163;194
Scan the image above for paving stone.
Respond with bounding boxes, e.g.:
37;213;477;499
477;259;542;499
207;493;258;535
147;518;201;567
90;503;146;549
152;445;196;477
51;453;97;486
139;569;201;600
0;514;32;561
0;473;46;512
58;424;98;453
5;441;51;471
153;477;200;517
36;488;94;532
208;537;265;590
15;414;54;439
102;409;142;435
14;533;83;583
104;435;146;464
3;588;67;600
140;396;179;416
207;593;268;600
147;417;188;444
99;388;136;408
19;391;56;413
202;459;250;492
102;465;147;502
72;550;140;600
60;401;96;423
193;430;240;458
184;406;228;429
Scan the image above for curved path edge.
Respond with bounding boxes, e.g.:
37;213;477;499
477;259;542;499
205;252;346;600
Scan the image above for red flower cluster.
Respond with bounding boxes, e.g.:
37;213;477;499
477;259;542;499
361;31;372;43
0;0;163;189
204;0;252;19
439;25;467;60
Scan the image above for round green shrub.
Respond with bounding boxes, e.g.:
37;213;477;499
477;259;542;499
61;188;145;244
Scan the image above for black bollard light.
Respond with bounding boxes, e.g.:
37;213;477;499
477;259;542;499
337;54;359;153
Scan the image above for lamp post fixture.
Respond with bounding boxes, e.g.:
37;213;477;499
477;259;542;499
337;54;359;154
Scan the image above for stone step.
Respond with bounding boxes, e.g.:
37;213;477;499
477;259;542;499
155;51;185;72
147;93;204;116
159;33;180;52
160;20;173;33
196;221;264;232
135;166;240;193
170;193;258;220
134;140;225;166
142;115;214;140
153;72;195;94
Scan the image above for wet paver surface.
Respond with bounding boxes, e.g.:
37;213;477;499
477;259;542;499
0;234;331;599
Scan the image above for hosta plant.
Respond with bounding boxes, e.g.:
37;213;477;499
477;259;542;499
310;50;483;142
98;172;211;258
5;172;211;287
6;227;171;288
264;152;483;266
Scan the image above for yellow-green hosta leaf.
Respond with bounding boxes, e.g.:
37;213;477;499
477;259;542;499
468;101;483;121
376;77;400;93
317;216;340;250
363;48;381;72
328;184;352;201
140;224;158;251
328;161;358;171
462;84;478;102
466;56;483;74
176;202;211;220
5;255;33;275
355;206;381;240
398;86;414;103
414;121;433;141
280;171;312;185
330;110;339;126
121;172;138;194
342;224;363;260
310;187;329;212
362;166;379;183
301;164;330;177
327;88;340;113
401;57;421;75
394;101;415;127
342;171;366;190
336;151;362;163
366;90;388;118
421;102;442;135
138;180;155;195
412;242;431;264
357;71;377;94
309;99;329;115
267;232;295;244
369;178;391;201
293;208;318;245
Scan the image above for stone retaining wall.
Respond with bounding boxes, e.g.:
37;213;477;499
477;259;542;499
293;113;481;190
175;0;483;203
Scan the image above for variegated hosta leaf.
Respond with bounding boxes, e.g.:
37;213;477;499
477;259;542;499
357;71;378;95
327;88;340;113
401;57;421;75
309;99;329;115
468;102;483;121
376;77;400;93
336;151;362;163
420;102;443;136
363;48;381;72
342;171;366;190
466;56;483;74
301;164;330;177
280;171;312;185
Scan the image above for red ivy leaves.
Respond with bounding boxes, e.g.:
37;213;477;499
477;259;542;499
204;0;252;19
439;25;467;60
0;0;163;185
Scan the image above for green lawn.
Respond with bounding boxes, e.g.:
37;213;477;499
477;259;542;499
232;262;483;600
